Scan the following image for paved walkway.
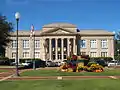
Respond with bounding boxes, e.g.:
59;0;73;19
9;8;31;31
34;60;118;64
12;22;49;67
4;76;120;80
0;68;16;81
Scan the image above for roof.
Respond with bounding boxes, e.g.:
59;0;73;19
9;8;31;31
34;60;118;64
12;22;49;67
42;23;77;28
10;29;114;36
10;30;42;36
79;29;114;35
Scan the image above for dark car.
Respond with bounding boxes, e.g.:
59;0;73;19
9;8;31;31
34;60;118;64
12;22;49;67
96;60;108;67
20;60;46;69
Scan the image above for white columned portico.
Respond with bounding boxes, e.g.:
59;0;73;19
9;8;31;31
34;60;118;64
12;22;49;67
67;38;70;57
55;38;58;60
61;38;64;61
49;38;52;60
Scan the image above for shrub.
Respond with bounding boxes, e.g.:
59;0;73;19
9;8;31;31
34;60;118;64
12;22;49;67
87;62;97;67
81;55;90;60
90;57;113;62
77;66;84;71
89;64;103;72
0;57;10;65
72;55;77;60
67;68;73;72
0;57;9;60
67;56;72;60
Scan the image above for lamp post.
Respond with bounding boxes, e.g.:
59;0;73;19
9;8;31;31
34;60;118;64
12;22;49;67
76;29;80;56
117;49;119;60
15;12;20;76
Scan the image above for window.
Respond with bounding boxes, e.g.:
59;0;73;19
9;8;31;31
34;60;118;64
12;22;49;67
23;52;29;58
35;40;40;48
23;40;29;48
101;40;107;48
101;52;107;57
80;40;86;48
64;55;67;59
90;52;97;57
80;52;86;55
12;40;17;48
12;52;16;58
35;52;40;58
90;40;97;48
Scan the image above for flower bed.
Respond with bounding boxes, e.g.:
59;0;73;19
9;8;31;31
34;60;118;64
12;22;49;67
59;55;104;72
59;63;104;72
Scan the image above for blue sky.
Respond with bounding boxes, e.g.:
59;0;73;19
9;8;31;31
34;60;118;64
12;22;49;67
0;0;120;32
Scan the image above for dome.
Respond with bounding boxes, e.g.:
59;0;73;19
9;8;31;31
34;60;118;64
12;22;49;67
42;23;77;28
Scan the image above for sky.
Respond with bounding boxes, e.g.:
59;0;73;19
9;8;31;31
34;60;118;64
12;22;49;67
0;0;120;33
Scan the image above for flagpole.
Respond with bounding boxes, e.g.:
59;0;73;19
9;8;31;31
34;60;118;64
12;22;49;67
30;25;36;70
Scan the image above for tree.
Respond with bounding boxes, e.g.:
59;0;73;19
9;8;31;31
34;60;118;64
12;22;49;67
116;31;120;40
0;15;13;56
114;31;120;60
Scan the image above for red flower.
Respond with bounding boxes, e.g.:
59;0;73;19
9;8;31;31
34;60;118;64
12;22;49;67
72;55;77;60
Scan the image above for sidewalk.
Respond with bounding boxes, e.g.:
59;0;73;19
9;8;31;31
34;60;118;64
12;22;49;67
4;75;120;80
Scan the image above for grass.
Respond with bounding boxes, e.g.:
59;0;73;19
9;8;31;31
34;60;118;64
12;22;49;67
21;68;120;76
0;79;120;90
0;66;15;68
0;69;9;73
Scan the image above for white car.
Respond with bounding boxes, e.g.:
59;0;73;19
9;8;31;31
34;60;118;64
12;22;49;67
10;62;22;66
61;60;67;65
22;61;32;66
108;60;119;66
55;61;62;66
46;61;56;67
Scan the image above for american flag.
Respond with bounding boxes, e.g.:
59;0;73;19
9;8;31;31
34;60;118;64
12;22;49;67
30;25;35;39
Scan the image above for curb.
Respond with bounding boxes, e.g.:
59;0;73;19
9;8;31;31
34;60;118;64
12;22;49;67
4;76;120;81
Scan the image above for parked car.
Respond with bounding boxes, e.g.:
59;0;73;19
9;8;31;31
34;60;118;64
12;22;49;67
0;60;10;65
96;60;108;67
10;62;22;66
46;61;56;67
19;60;46;69
55;61;61;66
21;61;32;66
108;60;119;66
61;60;67;65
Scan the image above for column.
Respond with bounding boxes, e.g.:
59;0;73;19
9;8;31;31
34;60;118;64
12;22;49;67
55;38;58;60
18;39;22;59
73;38;76;55
44;38;47;60
61;38;64;60
49;38;52;60
97;39;101;57
86;39;90;56
108;39;114;58
67;38;70;57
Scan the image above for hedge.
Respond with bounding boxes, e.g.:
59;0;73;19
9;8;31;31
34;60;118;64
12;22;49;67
0;57;9;60
90;57;113;62
9;58;42;63
114;55;120;61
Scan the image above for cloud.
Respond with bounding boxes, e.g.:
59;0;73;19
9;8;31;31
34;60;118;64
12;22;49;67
6;0;29;5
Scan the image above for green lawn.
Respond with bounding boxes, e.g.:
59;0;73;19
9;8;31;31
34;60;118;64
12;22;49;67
0;69;9;73
0;66;15;68
21;68;120;76
0;79;120;90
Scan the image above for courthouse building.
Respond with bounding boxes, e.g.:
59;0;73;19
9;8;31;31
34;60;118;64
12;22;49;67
5;23;114;62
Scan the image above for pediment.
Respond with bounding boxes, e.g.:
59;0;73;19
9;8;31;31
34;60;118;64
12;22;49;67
52;29;70;34
41;28;76;34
